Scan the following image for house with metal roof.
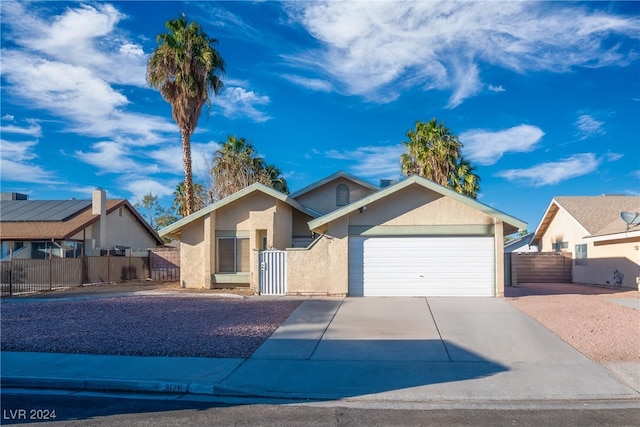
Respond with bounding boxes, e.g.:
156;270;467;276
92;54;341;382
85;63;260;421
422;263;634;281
160;171;526;297
0;190;163;260
532;196;640;289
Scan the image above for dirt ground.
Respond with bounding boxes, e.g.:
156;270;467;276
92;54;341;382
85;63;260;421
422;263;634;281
505;282;640;363
7;280;639;364
7;280;255;298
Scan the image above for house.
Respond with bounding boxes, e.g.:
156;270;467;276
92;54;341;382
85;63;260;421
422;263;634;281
0;189;163;260
504;233;538;253
531;196;640;289
159;171;526;297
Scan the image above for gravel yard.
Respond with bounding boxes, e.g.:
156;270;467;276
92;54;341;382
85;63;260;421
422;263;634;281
506;282;640;363
1;295;301;358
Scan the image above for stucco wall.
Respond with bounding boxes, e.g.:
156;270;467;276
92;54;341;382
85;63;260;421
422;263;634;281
350;187;494;227
538;208;586;253
287;217;350;295
179;216;210;289
292;209;314;238
84;207;158;254
293;177;377;215
573;239;640;289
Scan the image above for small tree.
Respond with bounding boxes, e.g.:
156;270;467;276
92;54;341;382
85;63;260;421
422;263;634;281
135;193;178;231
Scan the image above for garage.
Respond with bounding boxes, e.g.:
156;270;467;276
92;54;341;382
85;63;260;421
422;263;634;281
348;236;495;297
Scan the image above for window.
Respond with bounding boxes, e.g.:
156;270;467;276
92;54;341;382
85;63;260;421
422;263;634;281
217;238;249;273
336;184;349;206
552;241;568;251
575;244;587;266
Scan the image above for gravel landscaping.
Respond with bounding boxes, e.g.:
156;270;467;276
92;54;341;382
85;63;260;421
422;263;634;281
506;282;640;363
1;295;301;358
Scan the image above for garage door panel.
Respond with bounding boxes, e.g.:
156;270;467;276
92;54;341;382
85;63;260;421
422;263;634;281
349;236;495;297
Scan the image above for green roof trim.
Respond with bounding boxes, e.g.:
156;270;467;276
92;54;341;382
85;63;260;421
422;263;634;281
159;183;318;237
289;170;379;199
308;175;527;232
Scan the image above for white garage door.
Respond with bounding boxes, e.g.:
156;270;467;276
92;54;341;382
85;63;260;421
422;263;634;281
348;236;495;297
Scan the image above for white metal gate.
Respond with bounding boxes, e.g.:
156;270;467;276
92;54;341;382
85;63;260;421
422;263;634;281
259;250;287;295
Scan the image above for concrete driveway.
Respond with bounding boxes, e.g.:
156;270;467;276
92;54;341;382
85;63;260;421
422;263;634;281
220;297;640;401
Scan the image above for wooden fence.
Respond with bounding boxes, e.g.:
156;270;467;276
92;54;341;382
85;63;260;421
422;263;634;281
508;252;572;285
1;248;180;296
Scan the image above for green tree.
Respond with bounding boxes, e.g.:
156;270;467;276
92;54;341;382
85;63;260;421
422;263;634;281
147;14;225;216
135;193;178;231
210;136;288;201
400;118;480;198
172;181;206;218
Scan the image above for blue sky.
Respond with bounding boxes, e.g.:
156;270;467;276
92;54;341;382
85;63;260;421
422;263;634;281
1;1;639;232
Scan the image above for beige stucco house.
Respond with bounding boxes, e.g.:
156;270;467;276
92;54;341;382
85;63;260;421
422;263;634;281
1;189;163;260
160;171;526;297
532;196;640;290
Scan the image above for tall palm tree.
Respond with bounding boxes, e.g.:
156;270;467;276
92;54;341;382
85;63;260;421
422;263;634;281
147;14;225;216
401;118;480;198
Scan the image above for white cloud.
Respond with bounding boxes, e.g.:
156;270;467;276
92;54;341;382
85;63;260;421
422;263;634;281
324;145;404;178
496;153;600;187
488;85;505;93
575;114;605;140
604;152;623;162
148;140;221;180
121;178;176;204
281;74;334;92
285;2;640;106
461;125;545;166
214;86;271;122
3;2;146;86
0;139;60;184
0;121;42;137
74;141;158;175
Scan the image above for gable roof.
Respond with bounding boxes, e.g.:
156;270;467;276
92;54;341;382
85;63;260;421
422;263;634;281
0;199;163;245
532;196;640;243
504;233;535;251
159;182;318;238
308;175;527;234
289;170;379;199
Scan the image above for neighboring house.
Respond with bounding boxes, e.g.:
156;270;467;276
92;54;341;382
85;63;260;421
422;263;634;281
160;171;526;297
504;233;538;253
0;189;163;260
531;196;640;289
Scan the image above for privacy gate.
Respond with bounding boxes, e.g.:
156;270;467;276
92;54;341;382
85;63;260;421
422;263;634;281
258;250;287;295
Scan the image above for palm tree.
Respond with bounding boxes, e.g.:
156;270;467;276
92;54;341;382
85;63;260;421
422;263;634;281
147;14;225;216
450;157;481;198
173;181;206;218
210;136;288;201
401;118;480;198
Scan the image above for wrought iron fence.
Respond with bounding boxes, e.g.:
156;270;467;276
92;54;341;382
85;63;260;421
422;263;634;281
1;249;180;296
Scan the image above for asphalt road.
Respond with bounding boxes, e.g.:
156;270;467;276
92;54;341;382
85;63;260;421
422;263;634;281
2;390;639;427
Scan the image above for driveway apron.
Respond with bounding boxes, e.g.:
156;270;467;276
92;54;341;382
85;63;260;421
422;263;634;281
220;297;640;401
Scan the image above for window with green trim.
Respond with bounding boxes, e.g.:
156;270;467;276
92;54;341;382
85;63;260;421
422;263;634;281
217;237;249;273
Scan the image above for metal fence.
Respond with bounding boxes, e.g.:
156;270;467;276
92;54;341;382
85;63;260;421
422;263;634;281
1;249;180;296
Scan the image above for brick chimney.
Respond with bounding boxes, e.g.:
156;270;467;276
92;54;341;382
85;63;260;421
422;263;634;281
92;188;107;249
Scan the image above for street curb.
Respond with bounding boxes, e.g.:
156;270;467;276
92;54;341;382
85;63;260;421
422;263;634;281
1;376;218;396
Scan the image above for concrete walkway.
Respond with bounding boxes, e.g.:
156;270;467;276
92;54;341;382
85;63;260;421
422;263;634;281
2;297;639;404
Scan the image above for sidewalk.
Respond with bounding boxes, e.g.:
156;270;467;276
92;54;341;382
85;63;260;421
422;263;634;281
2;298;640;404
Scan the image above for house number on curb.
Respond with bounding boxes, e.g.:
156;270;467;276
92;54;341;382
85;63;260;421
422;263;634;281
162;383;185;392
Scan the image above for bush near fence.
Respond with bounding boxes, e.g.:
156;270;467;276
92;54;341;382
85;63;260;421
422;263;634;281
1;248;180;296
